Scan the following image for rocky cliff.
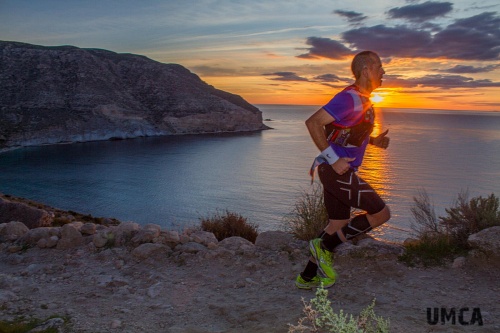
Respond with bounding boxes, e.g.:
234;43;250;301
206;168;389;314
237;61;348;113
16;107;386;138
0;41;267;149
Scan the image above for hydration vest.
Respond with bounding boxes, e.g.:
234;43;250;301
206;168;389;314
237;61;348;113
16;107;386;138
325;106;374;147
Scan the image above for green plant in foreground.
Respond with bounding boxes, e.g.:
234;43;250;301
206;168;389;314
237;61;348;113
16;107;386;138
200;209;258;243
401;190;500;267
283;184;328;241
0;316;63;333
289;286;389;333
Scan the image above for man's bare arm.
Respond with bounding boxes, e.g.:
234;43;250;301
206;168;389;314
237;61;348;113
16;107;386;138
305;108;354;175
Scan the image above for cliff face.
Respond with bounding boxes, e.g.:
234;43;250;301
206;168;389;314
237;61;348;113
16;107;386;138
0;41;266;149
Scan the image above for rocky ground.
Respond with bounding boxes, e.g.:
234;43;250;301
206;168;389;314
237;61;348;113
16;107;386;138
0;194;499;333
1;228;499;333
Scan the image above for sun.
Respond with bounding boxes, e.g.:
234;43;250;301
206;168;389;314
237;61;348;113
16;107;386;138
371;93;384;103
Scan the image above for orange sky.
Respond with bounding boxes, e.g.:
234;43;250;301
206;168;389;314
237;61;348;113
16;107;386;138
203;75;500;112
1;0;499;112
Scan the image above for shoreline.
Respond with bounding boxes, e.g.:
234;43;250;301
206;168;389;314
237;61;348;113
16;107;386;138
0;192;406;245
0;126;272;155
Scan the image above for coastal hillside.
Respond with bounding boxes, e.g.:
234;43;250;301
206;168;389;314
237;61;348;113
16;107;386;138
0;41;267;149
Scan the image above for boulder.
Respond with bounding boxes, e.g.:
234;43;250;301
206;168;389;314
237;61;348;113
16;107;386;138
159;230;181;248
37;235;59;249
255;231;294;251
132;243;170;260
190;230;218;247
113;222;141;246
468;226;500;255
18;227;60;246
131;224;162;245
93;229;114;248
56;224;83;250
0;221;29;241
80;223;97;235
0;197;51;229
219;236;255;253
174;242;207;254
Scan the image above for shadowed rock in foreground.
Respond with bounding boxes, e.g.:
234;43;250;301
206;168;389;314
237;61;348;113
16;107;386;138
0;41;268;149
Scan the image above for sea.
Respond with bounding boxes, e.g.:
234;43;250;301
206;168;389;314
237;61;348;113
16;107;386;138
1;105;499;243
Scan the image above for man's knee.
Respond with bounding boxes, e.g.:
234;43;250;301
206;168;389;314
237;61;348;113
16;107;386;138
367;205;390;228
324;219;349;235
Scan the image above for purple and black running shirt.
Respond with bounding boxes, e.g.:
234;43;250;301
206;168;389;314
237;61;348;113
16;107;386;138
322;84;374;170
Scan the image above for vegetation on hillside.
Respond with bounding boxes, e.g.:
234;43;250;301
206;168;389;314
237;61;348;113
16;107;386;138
399;190;500;266
199;209;259;243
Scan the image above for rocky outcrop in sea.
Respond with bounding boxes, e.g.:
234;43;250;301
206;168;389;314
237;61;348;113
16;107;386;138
0;41;268;150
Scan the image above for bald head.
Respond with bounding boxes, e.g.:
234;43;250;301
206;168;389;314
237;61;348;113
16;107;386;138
351;51;380;80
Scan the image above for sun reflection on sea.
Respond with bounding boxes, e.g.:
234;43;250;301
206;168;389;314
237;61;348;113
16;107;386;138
357;108;403;241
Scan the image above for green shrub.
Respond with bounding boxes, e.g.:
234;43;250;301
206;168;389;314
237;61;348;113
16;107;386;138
399;233;467;267
440;191;500;248
289;286;389;333
401;190;500;266
200;210;258;243
0;316;63;333
283;184;328;241
52;216;72;226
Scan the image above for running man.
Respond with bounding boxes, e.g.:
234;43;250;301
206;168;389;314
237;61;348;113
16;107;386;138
296;50;391;289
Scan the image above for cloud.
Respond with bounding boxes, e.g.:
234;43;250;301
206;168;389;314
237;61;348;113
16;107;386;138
262;72;353;87
333;10;367;24
383;74;500;89
298;12;500;61
428;12;500;60
313;74;345;82
439;64;500;73
387;1;453;22
262;72;310;81
191;65;238;76
415;75;500;88
341;25;432;58
296;36;353;60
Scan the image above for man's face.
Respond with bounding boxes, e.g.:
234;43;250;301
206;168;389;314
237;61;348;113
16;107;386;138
367;56;385;89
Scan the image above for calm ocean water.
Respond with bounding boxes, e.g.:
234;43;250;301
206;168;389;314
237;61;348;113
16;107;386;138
1;105;499;242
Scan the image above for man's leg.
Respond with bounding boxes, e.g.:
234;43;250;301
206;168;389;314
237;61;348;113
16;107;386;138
300;219;348;281
298;187;350;284
312;165;390;275
324;218;350;235
321;205;390;251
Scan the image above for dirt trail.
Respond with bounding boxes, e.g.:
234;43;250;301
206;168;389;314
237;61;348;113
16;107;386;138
1;240;498;333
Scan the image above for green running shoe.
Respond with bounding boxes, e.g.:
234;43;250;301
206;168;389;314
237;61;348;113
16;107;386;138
295;274;335;290
309;238;337;280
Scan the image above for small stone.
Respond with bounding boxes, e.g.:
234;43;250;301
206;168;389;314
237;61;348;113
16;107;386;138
7;245;23;253
46;235;59;248
147;282;162;298
110;319;122;329
93;231;110;248
80;223;97;235
452;256;466;269
37;238;48;248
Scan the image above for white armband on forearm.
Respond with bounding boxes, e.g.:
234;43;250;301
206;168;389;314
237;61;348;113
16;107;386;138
321;145;339;165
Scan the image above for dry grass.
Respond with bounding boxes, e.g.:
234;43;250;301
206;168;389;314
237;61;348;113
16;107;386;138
401;189;500;266
199;209;259;243
282;184;328;241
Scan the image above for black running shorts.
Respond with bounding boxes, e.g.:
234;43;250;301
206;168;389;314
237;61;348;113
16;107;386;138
318;163;386;220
